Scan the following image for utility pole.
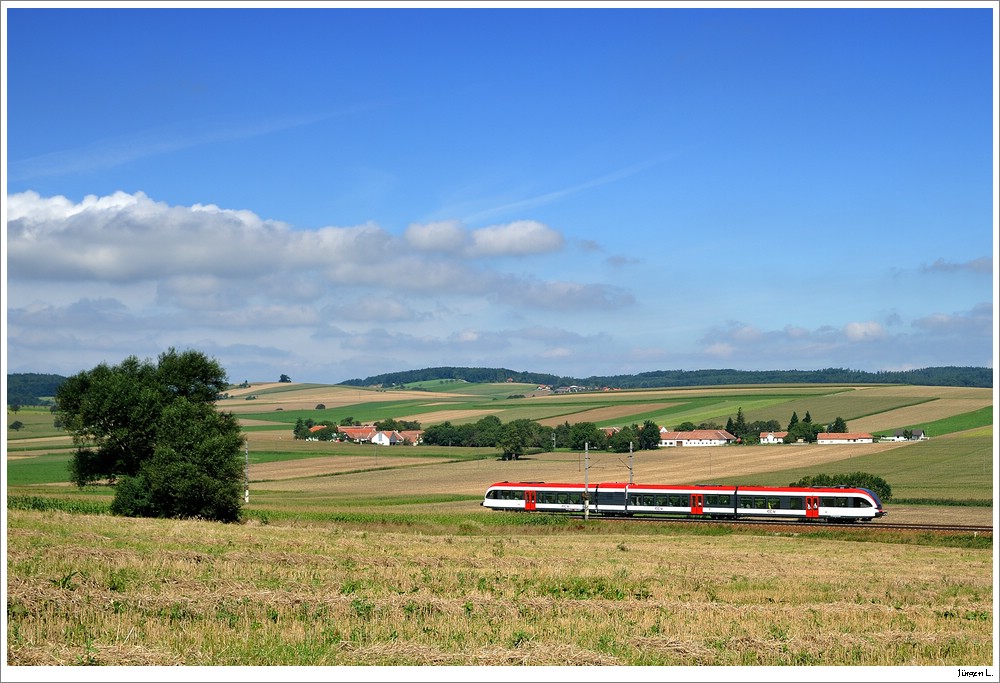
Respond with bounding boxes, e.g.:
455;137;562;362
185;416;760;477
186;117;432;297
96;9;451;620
244;442;250;504
584;442;590;521
629;441;634;484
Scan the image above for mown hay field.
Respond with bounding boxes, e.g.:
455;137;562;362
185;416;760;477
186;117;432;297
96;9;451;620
5;506;993;668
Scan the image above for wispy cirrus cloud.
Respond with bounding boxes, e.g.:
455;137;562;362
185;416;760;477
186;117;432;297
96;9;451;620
7;104;387;181
457;155;676;225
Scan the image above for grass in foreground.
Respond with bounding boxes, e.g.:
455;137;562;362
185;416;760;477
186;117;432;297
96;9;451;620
6;509;991;666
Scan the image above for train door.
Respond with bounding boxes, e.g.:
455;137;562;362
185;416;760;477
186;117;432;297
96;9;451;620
525;490;536;511
691;493;704;515
805;495;820;519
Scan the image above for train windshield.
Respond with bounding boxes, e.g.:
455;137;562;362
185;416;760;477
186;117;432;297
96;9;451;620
859;488;884;508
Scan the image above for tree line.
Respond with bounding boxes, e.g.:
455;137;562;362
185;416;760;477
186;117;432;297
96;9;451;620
337;365;992;390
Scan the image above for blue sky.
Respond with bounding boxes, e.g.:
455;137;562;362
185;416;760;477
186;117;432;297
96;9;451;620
3;3;997;385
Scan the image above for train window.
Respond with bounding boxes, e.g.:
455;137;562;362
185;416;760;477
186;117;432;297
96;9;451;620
641;495;653;506
557;493;568;504
821;497;835;507
705;495;717;506
513;491;524;500
718;495;731;505
767;497;780;509
837;498;847;507
788;497;803;510
571;493;582;505
857;499;871;508
754;497;767;509
543;493;556;504
739;497;753;509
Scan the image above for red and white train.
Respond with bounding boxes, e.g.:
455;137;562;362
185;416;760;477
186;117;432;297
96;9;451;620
482;481;887;523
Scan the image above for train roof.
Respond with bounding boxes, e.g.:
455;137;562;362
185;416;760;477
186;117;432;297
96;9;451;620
735;485;874;497
626;483;737;492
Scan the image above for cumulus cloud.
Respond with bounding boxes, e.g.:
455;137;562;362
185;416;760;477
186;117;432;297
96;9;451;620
405;218;564;257
5;191;590;305
8;191;576;307
843;321;887;342
912;302;993;336
7;190;296;281
404;220;469;253
467;220;564;256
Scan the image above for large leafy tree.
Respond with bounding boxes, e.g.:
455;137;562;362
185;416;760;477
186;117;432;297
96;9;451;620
55;348;244;522
637;420;662;450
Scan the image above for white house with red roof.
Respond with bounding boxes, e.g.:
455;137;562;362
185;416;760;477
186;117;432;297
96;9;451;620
372;430;404;446
658;428;737;447
398;430;424;445
760;431;788;444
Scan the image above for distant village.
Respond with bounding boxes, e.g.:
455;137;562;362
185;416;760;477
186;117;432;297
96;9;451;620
301;423;928;448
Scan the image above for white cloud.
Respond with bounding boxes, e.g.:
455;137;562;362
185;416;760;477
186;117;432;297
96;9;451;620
5;191;586;302
703;342;735;358
404;220;468;253
912;302;993;336
467;220;564;257
843;321;887;342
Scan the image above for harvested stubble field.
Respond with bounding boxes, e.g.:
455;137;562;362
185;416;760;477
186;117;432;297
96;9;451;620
5;507;992;668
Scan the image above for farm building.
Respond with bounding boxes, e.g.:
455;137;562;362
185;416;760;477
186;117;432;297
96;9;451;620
398;430;424;445
371;429;423;446
883;428;928;441
371;430;404;446
816;432;874;444
339;426;377;443
760;431;788;444
658;428;737;447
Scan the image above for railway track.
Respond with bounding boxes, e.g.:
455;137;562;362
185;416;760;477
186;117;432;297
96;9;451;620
571;514;992;535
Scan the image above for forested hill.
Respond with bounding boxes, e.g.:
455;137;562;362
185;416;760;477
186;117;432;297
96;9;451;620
339;366;994;389
6;373;68;406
